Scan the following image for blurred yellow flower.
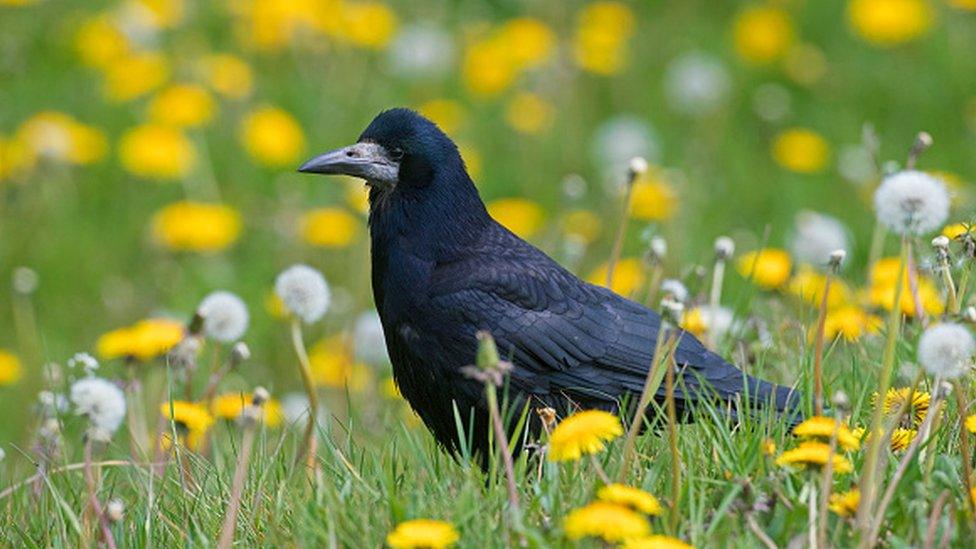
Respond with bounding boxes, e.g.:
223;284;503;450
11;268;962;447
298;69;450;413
848;0;933;47
458;142;482;179
563;501;649;542
152;201;242;252
240;105;305;167
211;392;284;427
823;306;882;342
102;52;170;102
784;44;828;86
943;222;973;240
863;257;942;315
417;99;465;135
16;112;107;165
198;54;253;99
596;484;662;515
97;318;185;361
345;181;370;214
487;198;545;238
148;84;215;128
235;0;321;51
386;519;459;549
160;400;213;450
120;124;196;179
309;336;372;391
265;291;287;318
573;1;635;75
681;307;707;338
733;6;795;65
771;128;830;174
499;18;555;69
548;409;623;462
75;15;130;69
776;441;853;473
792;416;860;450
342;1;397;49
829;489;860;517
967;414;976;433
0;135;34;180
787;267;852;309
299;207;359;248
505;92;554;135
622;536;694;549
462;36;518;96
588;258;646;296
630;171;677;221
0;350;23;386
950;0;976;9
737;249;792;290
135;0;185;29
562;209;602;244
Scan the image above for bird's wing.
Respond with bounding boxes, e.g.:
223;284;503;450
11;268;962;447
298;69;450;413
426;235;757;412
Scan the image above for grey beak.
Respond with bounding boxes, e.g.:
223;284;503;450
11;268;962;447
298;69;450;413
298;142;399;187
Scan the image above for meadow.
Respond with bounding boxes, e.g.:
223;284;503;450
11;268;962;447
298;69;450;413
2;0;976;546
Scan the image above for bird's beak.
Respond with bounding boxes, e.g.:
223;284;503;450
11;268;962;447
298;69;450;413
297;142;399;187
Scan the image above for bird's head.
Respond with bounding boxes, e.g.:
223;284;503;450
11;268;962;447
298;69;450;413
298;108;467;195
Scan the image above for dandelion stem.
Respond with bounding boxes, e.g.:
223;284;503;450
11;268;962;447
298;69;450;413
619;326;672;480
707;257;726;348
83;438;117;549
290;318;320;471
807;480;818;549
644;262;664;309
866;220;887;283
606;173;638;289
811;269;834;416
954;381;976;522
817;416;842;548
665;351;681;533
485;381;520;514
217;408;258;549
906;246;926;324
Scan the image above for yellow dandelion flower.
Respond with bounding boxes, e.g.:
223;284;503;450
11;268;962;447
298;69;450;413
75;14;130;69
151;201;242;252
0;134;35;180
120;124;196;179
299;207;359;248
548;409;623;462
0;350;23;386
823;306;883;342
762;439;777;456
588;258;646;297
417;99;465;135
966;415;976;434
386;519;459;549
462;36;518;96
630;171;677;221
342;1;397;49
792;416;860;451
136;0;185;29
309;336;372;392
564;501;649;542
102;52;170;102
211;392;284;427
573;1;635;75
160;400;213;450
382;376;402;400
198;54;253;99
240;105;305;167
889;428;917;451
848;0;933;47
733;6;795;65
561;209;602;244
499;18;556;69
505;92;554;135
875;387;931;427
788;267;853;309
864;257;943;315
943;223;973;240
776;441;853;473
487;198;545;238
265;291;287;319
828;489;860;517
148;84;215;128
622;535;695;549
737;249;792;290
96;318;185;361
680;307;708;338
596;484;663;515
16;111;106;165
771;128;830;174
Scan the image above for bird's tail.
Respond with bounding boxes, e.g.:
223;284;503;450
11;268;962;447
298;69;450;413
741;374;804;427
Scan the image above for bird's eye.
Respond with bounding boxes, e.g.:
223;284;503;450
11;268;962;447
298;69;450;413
390;147;404;160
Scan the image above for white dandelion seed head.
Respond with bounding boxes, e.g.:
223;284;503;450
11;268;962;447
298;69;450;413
353;310;390;365
67;352;99;375
12;266;38;295
590;115;660;192
714;236;735;259
790;211;850;267
561;174;587;201
663;52;731;117
628;157;649;179
0;446;4;462
874;171;950;236
660;279;689;303
932;235;950;250
275;264;330;324
106;499;125;522
387;24;454;79
650;236;667;260
197;291;249;343
70;377;126;441
697;305;735;340
837;144;876;185
917;322;975;380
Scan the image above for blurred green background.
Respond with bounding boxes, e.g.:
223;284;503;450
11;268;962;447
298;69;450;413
1;0;974;443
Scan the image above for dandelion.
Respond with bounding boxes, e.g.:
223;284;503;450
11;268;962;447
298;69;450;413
873;171;949;236
822;307;882;342
275;264;330;324
791;211;849;268
67;352;99;375
917;322;975;379
240;105;305;167
16;111;107;165
386;519;459;549
147;83;215;128
387;24;454;79
197;291;249;343
353;310;389;365
788;267;852;309
590;116;660;187
101;52;170;102
197;54;253;99
733;6;794;64
309;337;373;391
776;441;853;473
848;0;933;47
622;536;695;549
663;52;730;116
629;170;678;221
659;279;688;304
0;350;23;385
737;249;792;289
596;484;663;515
889;428;917;451
70;377;126;441
876;387;930;427
771;128;830;174
211;392;284;427
681;306;734;341
340;1;398;49
561;209;602;245
299;207;359;248
96;318;184;361
75;14;130;69
160;400;214;450
548;409;623;462
106;499;124;522
417;99;465;135
588;258;646;297
563;501;649;542
486;198;545;238
828;489;860;517
792;416;860;451
119;123;195;179
573;1;636;75
152;201;242;253
505;92;555;135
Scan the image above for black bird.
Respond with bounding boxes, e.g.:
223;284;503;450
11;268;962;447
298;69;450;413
298;108;799;458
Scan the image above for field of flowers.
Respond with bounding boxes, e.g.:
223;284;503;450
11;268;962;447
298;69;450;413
2;0;976;546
